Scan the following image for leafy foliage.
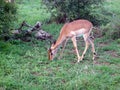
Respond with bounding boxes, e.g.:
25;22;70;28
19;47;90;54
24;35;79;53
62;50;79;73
102;17;120;40
42;0;109;25
101;0;120;40
0;0;17;40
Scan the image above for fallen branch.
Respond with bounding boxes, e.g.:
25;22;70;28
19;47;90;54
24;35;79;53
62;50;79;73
11;21;53;43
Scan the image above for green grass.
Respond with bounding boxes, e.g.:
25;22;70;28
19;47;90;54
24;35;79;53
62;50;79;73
0;34;120;90
15;0;51;27
0;0;120;90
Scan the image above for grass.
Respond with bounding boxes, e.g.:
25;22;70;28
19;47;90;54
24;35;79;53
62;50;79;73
0;0;120;90
0;40;120;90
15;0;51;27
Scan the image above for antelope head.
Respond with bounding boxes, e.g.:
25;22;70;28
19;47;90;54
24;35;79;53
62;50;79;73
48;40;58;60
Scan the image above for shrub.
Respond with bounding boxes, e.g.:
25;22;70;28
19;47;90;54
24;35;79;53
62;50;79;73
102;16;120;40
42;0;109;25
0;0;17;40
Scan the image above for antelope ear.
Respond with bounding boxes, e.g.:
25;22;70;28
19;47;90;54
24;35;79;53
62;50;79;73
53;40;56;45
51;40;56;47
49;39;56;49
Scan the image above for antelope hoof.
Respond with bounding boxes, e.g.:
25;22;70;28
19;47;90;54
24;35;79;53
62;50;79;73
77;57;83;63
93;55;97;60
93;53;97;60
80;56;84;60
93;56;96;60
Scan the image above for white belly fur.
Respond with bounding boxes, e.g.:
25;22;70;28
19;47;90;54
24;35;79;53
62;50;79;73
70;28;86;37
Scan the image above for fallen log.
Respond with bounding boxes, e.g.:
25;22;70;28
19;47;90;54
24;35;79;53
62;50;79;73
11;21;53;43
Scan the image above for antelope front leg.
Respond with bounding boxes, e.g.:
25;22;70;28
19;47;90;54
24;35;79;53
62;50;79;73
58;39;68;60
80;35;90;61
81;40;90;60
88;38;96;60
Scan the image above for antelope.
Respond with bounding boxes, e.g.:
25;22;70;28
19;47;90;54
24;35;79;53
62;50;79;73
48;19;96;62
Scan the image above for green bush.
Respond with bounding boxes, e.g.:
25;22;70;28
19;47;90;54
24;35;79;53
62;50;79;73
102;16;120;40
0;0;17;40
42;0;109;25
0;41;12;53
99;0;120;40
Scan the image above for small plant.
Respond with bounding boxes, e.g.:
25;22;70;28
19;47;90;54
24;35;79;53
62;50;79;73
0;41;12;53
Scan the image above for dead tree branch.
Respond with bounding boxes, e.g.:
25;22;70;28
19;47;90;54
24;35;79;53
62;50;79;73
11;21;53;43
